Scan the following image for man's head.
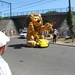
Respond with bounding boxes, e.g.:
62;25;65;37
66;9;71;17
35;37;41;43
54;29;56;31
0;31;10;55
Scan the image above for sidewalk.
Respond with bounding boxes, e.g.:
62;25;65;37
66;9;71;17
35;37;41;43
45;37;75;47
50;40;75;47
9;35;19;38
9;35;75;47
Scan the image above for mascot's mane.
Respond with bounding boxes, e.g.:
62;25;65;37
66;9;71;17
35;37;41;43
26;13;43;27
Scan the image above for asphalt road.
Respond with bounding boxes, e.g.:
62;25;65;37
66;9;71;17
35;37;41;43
3;37;75;75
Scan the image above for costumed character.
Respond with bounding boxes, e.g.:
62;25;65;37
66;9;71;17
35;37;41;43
26;13;53;47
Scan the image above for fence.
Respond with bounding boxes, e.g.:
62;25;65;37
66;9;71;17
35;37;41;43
3;7;75;17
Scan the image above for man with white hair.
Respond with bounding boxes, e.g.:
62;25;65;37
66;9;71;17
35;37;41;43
0;31;12;75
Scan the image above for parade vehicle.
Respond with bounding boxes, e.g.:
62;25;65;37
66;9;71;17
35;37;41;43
26;13;53;47
36;39;49;47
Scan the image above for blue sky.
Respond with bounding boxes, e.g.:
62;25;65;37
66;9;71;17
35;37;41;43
0;0;75;16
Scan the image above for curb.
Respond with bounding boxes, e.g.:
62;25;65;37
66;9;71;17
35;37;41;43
9;36;75;47
50;42;75;47
9;35;19;38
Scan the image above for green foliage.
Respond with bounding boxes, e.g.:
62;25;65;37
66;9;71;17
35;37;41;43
45;11;57;14
0;16;3;21
66;10;73;30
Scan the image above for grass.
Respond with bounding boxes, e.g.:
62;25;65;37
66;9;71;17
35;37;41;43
57;38;74;43
45;35;74;43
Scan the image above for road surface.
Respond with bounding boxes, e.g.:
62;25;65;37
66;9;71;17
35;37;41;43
3;37;75;75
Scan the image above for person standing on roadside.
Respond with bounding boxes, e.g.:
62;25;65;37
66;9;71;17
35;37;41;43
53;29;58;43
0;31;12;75
72;29;75;42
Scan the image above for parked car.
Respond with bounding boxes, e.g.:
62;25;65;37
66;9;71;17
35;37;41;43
65;35;72;39
19;31;27;38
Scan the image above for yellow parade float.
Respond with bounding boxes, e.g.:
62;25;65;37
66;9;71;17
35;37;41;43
26;13;53;47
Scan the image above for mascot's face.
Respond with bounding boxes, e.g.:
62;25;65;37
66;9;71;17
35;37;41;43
30;13;42;27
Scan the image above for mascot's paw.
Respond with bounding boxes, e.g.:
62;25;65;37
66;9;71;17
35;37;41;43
45;22;53;30
27;40;36;47
28;22;34;32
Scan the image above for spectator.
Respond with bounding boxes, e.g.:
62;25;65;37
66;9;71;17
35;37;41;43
0;31;12;75
53;29;59;43
9;29;13;36
19;29;22;34
72;29;75;42
13;30;16;35
44;30;49;37
2;29;5;34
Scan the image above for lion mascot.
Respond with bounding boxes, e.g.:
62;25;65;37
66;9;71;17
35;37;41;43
26;13;53;47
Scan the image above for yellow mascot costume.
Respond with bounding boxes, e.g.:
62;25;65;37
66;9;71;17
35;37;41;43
26;13;53;47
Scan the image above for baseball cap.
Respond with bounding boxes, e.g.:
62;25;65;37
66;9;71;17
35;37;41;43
0;31;10;47
54;29;56;30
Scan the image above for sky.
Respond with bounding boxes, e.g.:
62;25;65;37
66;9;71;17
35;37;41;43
0;0;75;17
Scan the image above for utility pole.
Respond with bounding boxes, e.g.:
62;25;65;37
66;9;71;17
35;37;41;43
0;0;12;18
68;0;71;11
66;0;73;32
8;2;12;17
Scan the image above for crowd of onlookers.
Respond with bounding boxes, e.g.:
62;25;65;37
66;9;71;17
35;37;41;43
43;28;75;43
19;28;27;34
1;28;75;43
1;29;16;36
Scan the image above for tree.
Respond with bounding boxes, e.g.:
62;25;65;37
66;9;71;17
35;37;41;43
45;11;57;14
0;16;2;21
66;0;73;32
66;9;73;31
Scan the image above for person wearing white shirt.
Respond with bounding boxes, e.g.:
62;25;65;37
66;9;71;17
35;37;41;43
53;29;58;43
0;31;12;75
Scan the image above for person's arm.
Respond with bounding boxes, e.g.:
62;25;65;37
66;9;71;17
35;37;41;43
5;63;12;75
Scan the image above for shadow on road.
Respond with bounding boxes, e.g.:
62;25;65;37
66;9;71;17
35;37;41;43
8;44;48;49
8;44;27;49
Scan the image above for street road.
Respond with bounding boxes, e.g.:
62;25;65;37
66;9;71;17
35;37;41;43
3;37;75;75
